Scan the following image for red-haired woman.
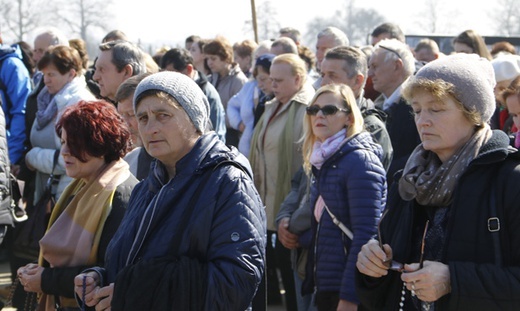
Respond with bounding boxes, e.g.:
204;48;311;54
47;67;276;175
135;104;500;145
17;100;138;311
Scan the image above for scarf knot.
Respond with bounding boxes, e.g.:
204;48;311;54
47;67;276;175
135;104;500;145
398;126;492;206
310;128;347;169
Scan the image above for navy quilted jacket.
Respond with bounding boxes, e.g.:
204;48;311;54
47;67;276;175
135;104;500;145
308;131;387;304
103;132;266;310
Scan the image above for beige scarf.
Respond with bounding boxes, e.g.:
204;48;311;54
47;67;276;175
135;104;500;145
398;125;492;206
38;159;130;310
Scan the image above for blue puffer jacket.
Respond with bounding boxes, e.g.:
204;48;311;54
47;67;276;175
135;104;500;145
305;131;387;304
103;132;266;310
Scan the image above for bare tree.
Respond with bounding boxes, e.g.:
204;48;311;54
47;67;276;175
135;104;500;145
0;0;55;41
55;0;114;46
304;0;385;47
251;0;280;41
413;0;458;35
490;0;520;36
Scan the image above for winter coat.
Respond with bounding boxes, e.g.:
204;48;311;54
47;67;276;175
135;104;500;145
250;83;314;230
25;76;95;203
103;133;266;311
195;71;226;142
384;97;421;185
227;79;258;157
208;63;248;114
356;130;520;311
0;44;32;164
304;131;387;304
358;96;393;171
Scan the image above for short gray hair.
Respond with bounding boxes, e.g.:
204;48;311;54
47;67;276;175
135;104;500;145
271;37;298;54
375;39;415;77
325;46;367;81
317;27;349;46
99;40;147;76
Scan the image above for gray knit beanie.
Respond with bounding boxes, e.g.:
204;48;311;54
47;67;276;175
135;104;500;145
133;71;210;133
414;53;496;123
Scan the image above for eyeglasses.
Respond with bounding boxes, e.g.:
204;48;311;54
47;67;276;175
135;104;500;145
306;105;350;116
378;210;429;272
379;45;402;60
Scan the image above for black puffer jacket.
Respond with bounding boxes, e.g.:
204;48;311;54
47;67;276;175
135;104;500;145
356;130;520;311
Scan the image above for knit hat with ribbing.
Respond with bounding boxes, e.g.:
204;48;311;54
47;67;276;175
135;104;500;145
133;71;210;133
414;53;496;123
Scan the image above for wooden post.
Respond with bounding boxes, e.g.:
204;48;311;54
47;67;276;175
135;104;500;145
250;0;259;43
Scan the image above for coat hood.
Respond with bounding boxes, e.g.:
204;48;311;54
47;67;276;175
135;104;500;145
0;44;22;61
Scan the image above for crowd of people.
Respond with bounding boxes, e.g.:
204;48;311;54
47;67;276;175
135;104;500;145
0;20;518;311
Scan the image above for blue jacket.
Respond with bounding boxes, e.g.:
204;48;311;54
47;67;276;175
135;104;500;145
195;71;226;142
0;44;31;164
305;131;387;304
227;79;257;157
104;132;266;310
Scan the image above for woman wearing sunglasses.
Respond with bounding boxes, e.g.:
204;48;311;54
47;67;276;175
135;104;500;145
300;84;387;311
356;54;520;311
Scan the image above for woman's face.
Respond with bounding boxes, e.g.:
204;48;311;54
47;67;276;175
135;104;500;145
506;94;520;130
206;54;228;76
42;64;74;95
310;92;351;142
189;43;204;64
61;129;106;183
411;90;475;162
256;66;272;95
136;95;200;171
270;62;301;104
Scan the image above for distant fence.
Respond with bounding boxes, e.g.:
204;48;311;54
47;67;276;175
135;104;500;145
406;34;520;55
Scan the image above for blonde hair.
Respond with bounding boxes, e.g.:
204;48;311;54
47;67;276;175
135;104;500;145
402;78;484;127
272;53;307;87
302;84;364;173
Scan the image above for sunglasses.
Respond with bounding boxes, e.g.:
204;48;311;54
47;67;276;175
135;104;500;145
378;210;429;272
306;105;350;116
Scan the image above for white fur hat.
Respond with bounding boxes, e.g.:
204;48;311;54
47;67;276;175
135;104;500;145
491;54;520;83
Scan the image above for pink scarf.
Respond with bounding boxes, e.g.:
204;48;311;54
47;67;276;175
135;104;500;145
310;129;347;170
515;132;520;149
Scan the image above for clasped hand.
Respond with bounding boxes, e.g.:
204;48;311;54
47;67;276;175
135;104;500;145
356;239;451;302
74;272;114;311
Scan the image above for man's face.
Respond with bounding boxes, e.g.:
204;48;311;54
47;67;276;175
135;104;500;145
93;50;128;100
315;36;337;71
117;97;141;148
368;49;399;97
320;58;359;94
33;34;53;64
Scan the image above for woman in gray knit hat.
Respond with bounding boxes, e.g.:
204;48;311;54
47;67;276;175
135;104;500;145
356;53;520;310
74;71;266;310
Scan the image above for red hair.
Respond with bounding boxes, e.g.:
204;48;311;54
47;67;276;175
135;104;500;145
56;100;131;162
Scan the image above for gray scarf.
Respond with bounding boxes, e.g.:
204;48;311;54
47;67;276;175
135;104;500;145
398;125;492;206
36;86;58;130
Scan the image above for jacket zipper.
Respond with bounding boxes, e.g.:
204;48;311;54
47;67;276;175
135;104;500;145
125;185;165;266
